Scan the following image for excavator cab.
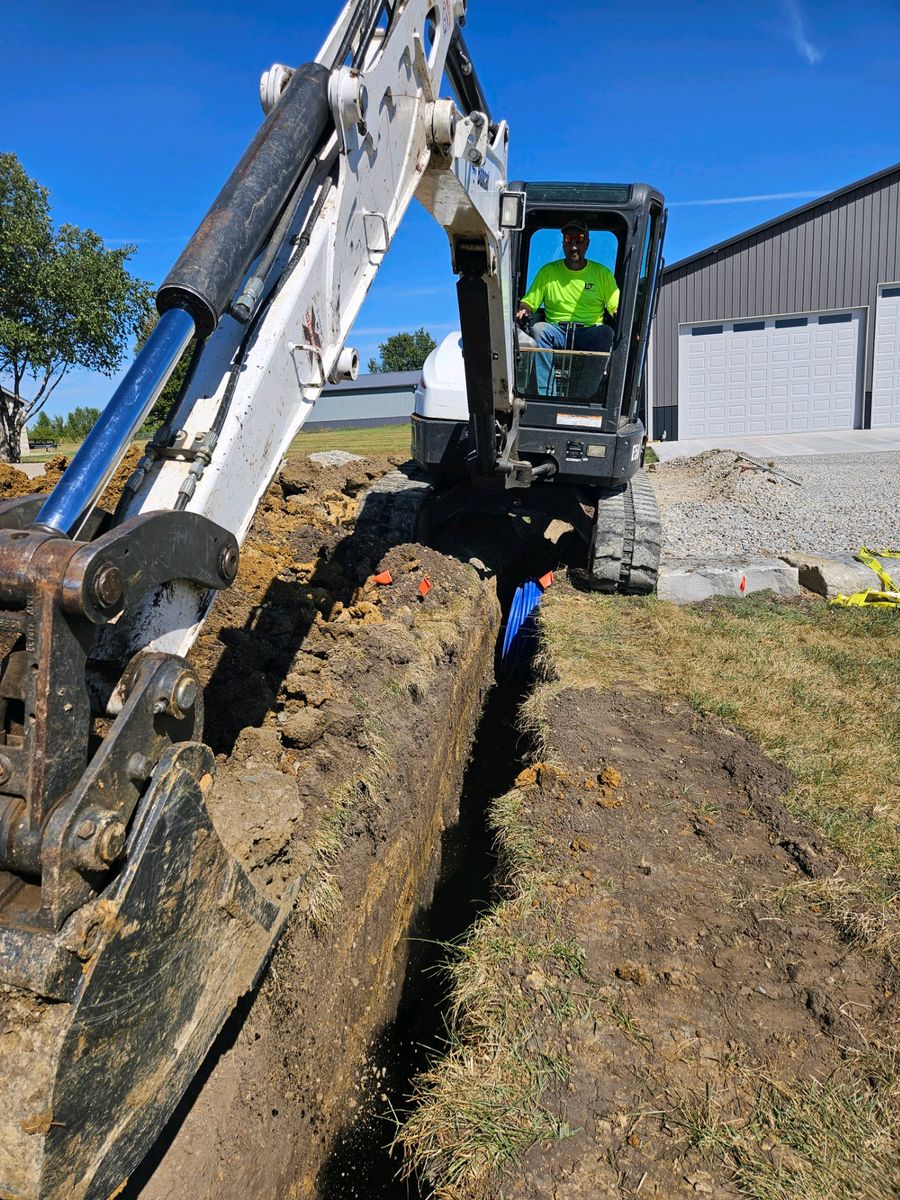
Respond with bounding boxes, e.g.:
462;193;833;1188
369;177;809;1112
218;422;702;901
412;180;667;592
508;182;667;487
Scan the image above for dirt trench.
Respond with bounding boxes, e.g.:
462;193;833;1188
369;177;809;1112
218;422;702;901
111;454;548;1200
0;449;558;1200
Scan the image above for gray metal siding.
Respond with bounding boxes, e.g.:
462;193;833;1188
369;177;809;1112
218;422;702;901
651;168;900;425
308;379;416;428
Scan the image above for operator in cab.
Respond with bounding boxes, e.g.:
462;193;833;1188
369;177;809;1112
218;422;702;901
515;219;619;397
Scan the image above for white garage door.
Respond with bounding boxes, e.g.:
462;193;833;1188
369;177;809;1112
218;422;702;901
871;284;900;428
678;310;864;437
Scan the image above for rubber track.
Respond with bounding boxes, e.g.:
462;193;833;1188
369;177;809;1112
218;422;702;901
589;485;628;592
624;470;662;594
354;465;433;558
588;471;661;594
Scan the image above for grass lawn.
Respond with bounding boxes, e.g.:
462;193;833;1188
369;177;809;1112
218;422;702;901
22;440;86;463
287;422;411;459
536;590;899;890
20;424;413;466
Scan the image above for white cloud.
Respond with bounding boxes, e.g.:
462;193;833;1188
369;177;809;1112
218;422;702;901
670;190;823;207
781;0;823;64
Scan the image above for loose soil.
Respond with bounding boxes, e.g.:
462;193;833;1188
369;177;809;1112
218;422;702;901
401;581;898;1198
514;687;894;1196
0;448;539;1200
0;445;145;508
648;449;793;510
115;455;552;1200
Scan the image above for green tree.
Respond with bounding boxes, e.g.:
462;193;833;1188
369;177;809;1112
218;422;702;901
367;327;436;374
62;406;102;441
0;153;154;461
29;410;63;444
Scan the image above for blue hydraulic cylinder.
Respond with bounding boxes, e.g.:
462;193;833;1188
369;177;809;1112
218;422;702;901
34;307;196;538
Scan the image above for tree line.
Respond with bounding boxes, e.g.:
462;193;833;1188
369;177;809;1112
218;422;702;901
2;153;438;462
28;406;102;444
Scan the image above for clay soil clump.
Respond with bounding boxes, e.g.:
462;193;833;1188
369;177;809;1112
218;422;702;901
0;443;144;507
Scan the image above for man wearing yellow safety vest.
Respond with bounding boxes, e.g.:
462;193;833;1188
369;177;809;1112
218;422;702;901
515;218;619;397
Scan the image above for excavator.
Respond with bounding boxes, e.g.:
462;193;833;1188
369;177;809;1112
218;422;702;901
0;2;666;1195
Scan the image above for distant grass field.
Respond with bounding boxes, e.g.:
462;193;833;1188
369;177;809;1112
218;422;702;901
287;422;411;459
22;441;86;463
20;424;412;467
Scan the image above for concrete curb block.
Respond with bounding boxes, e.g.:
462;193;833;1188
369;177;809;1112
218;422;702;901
658;556;800;604
780;552;884;600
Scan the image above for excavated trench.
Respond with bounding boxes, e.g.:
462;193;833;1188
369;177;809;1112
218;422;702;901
15;453;890;1200
317;676;530;1198
104;457;564;1200
0;451;562;1200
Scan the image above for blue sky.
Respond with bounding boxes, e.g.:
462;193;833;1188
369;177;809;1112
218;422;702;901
4;0;899;417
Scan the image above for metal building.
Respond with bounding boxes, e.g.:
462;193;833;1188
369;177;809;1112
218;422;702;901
649;162;900;441
309;370;418;429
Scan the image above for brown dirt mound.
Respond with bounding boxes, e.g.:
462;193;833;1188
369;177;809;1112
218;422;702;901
118;453;526;1200
648;448;794;513
0;456;65;498
1;446;517;1200
0;443;144;507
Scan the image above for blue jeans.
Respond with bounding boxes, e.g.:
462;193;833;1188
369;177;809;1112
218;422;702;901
531;321;613;398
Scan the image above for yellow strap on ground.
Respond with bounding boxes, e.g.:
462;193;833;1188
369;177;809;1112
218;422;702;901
830;546;900;608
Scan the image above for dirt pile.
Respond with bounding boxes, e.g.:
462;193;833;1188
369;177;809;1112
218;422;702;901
0;455;66;498
0;443;145;507
0;445;521;1200
648;449;795;514
122;452;524;1200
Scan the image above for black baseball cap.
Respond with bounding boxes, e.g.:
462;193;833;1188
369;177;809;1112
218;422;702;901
561;218;589;235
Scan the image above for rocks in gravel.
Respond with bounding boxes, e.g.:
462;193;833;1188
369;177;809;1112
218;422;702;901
308;450;365;467
781;551;886;600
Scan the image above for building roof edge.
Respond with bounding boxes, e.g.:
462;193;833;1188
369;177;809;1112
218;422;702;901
664;161;900;276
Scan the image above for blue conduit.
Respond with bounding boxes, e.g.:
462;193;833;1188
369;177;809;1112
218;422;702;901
500;579;545;677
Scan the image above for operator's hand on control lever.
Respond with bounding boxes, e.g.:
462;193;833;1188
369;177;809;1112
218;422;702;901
515;302;532;328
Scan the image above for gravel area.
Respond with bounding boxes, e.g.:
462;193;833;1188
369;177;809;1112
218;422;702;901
648;449;900;560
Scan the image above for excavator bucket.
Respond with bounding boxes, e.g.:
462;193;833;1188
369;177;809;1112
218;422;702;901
1;743;288;1200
